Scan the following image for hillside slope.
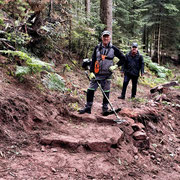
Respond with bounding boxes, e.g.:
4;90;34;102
0;56;180;180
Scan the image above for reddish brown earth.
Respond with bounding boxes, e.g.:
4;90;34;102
0;59;180;180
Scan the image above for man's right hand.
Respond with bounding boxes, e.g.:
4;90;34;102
89;72;95;80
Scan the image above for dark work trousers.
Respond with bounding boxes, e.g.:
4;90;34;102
121;73;138;98
102;91;110;111
88;79;111;110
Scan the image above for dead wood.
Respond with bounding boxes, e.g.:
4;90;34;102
150;81;179;94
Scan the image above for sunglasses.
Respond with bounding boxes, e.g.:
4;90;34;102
132;46;137;48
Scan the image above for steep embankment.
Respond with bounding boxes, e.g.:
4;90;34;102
0;56;180;179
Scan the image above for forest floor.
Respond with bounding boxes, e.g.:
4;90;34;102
0;55;180;180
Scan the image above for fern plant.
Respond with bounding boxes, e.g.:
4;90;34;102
143;55;172;79
0;50;53;77
42;73;66;92
0;50;66;91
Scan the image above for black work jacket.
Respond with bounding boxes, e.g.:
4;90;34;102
122;51;144;77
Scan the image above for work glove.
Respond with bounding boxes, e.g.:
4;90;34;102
109;65;118;72
89;72;95;80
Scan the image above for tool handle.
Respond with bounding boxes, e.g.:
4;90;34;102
85;71;91;81
85;71;120;119
96;81;119;118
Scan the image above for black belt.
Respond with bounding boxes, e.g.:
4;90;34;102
105;57;113;60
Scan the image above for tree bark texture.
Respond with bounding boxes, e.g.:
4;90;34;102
48;0;53;17
153;24;159;62
142;25;146;52
100;0;112;35
157;25;161;64
85;0;90;17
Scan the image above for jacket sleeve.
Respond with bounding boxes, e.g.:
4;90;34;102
140;55;144;75
112;45;125;67
90;46;98;73
120;54;128;72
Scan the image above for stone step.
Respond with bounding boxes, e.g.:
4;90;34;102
70;112;128;124
41;126;123;152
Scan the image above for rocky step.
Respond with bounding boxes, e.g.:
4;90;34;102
69;112;128;124
40;126;123;152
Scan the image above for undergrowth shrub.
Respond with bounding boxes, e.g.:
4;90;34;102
0;50;66;91
116;76;123;89
139;76;168;88
42;73;66;92
143;55;173;79
0;50;53;77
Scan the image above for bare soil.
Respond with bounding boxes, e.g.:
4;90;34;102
0;59;180;180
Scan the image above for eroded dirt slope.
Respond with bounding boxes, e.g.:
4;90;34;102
0;60;180;180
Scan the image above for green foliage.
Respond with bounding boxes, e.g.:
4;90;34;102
0;50;31;61
0;0;33;50
37;21;69;53
69;102;79;111
116;76;123;89
63;64;72;71
148;62;172;78
42;73;66;92
3;0;31;20
143;55;172;78
6;31;31;47
15;66;31;82
174;86;180;90
0;0;4;6
0;50;67;91
15;66;31;77
175;75;180;83
0;50;53;78
69;0;102;58
142;0;180;55
139;76;168;88
113;0;145;47
129;97;147;103
26;57;53;73
71;23;98;58
163;3;179;15
0;18;4;25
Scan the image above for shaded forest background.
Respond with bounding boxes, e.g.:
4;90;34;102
1;0;179;61
0;2;180;180
0;0;180;89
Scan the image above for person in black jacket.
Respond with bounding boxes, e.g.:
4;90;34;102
118;42;144;99
78;30;125;115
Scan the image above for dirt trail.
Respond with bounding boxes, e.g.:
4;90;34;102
0;65;180;180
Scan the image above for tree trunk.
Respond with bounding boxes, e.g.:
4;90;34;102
48;0;53;18
68;1;72;51
85;0;90;17
157;25;161;64
150;40;152;57
100;0;112;35
131;0;136;37
142;25;146;52
146;29;149;54
153;24;159;62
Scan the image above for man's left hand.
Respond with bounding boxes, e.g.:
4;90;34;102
109;65;118;72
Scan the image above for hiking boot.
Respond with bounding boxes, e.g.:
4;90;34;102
102;110;108;116
102;107;109;116
78;107;91;114
118;96;125;99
